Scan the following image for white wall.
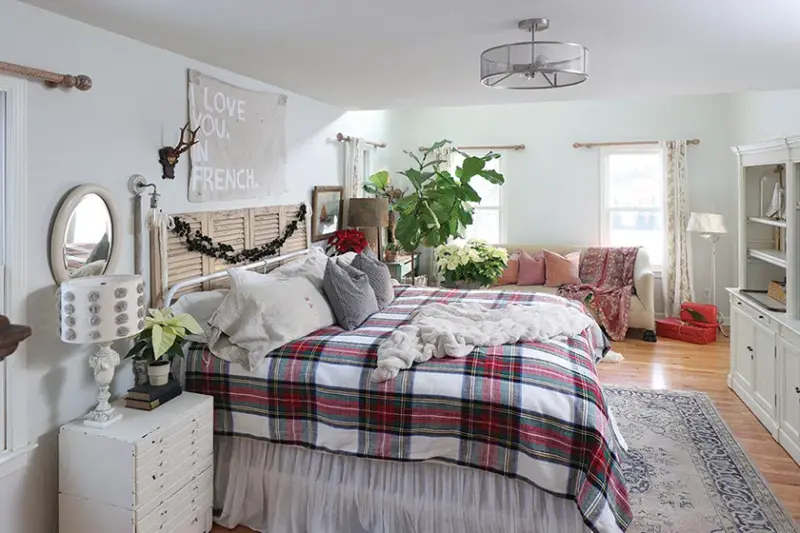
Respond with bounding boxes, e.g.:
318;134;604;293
731;89;800;144
384;95;739;319
0;2;390;532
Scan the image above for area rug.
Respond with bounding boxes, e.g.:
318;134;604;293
606;387;798;532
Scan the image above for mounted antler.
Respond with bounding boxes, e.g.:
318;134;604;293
158;122;201;180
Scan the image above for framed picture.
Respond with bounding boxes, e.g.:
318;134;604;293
311;186;344;241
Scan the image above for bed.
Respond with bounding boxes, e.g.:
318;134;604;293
152;205;631;533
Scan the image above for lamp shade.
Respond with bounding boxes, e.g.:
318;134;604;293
59;274;146;344
687;212;727;234
347;198;389;228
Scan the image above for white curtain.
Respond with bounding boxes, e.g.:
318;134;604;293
343;137;366;225
662;140;695;316
432;144;455;173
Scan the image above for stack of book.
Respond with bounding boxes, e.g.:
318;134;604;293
125;379;182;411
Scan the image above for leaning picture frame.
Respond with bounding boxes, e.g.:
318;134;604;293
311;186;344;241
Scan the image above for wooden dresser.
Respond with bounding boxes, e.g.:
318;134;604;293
58;392;213;533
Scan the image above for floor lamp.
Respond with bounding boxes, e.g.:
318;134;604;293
687;212;727;331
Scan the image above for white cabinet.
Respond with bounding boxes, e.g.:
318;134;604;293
779;337;800;464
731;306;754;391
729;299;779;435
59;392;214;533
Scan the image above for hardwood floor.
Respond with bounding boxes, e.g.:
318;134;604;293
211;334;800;532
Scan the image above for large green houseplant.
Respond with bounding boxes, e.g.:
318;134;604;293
392;140;505;277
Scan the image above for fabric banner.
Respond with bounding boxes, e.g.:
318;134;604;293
187;69;287;202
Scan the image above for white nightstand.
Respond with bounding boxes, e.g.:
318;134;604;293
59;392;214;533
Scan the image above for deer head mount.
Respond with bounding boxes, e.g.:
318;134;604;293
158;122;200;180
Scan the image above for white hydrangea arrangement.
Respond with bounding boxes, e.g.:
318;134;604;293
435;239;509;287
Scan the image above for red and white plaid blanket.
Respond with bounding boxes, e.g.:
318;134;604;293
185;287;631;533
559;247;640;341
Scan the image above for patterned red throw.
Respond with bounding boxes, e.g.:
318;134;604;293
558;247;640;341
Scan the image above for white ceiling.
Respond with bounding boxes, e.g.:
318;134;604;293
20;0;800;109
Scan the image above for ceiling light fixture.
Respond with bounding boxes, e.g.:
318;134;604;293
480;18;588;90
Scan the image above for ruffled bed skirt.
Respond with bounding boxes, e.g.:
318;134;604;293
214;436;590;533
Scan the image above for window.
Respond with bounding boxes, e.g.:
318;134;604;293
600;147;664;269
451;155;504;243
0;75;34;479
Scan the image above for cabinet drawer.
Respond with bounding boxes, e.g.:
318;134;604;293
135;401;212;459
731;295;776;330
136;465;212;533
135;443;213;510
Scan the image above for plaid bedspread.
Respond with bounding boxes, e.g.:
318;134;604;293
185;287;631;533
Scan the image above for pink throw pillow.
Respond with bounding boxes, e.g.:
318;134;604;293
544;250;581;287
517;251;546;285
496;251;520;285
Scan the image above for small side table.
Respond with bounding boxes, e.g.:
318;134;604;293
382;253;419;281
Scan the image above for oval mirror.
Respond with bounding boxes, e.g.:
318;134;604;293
50;185;121;283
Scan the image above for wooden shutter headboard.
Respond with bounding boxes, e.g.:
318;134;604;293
150;203;307;305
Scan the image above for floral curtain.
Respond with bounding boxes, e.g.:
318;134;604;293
417;144;456;283
343;137;366;225
662;140;695;316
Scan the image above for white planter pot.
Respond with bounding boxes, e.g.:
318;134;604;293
147;362;170;387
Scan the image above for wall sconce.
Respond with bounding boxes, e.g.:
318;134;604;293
129;175;173;277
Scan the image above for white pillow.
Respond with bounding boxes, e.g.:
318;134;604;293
268;247;328;290
208;269;335;371
171;290;228;342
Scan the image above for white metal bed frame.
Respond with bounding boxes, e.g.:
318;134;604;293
163;248;310;306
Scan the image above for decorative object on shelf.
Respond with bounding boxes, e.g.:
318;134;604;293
383;242;401;262
50;184;121;284
480;18;587;90
394;140;505;284
326;229;368;256
348;197;389;258
59;275;145;428
768;279;787;305
188;69;288;202
125;377;182;411
125;308;202;387
363;170;405;244
687;212;727;321
0;315;31;362
312;186;343;241
436;240;509;288
158;122;199;180
0;60;92;91
171;203;306;264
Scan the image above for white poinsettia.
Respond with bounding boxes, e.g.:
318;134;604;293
434;240;509;287
145;308;203;360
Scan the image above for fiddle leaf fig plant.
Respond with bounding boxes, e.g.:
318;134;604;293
393;140;504;252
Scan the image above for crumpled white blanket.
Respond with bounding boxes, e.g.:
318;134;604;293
372;302;595;382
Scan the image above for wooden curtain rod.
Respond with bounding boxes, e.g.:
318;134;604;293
0;61;92;91
336;132;386;148
418;144;526;152
573;138;700;149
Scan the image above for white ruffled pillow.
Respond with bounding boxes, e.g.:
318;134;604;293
208;268;335;371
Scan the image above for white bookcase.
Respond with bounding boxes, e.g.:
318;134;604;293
728;137;800;466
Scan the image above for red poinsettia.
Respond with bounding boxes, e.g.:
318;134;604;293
327;229;368;255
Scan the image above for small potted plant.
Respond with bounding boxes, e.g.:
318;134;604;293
384;242;401;262
125;308;202;387
436;239;508;289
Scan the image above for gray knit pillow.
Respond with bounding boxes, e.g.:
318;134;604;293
323;259;379;330
351;252;394;309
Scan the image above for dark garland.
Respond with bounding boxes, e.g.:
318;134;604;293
171;204;307;265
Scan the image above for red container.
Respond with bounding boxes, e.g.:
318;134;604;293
679;302;718;328
656;317;717;344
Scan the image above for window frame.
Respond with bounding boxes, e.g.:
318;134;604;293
0;74;35;480
453;155;506;244
599;145;665;272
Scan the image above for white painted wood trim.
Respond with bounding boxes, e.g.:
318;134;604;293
0;74;35;475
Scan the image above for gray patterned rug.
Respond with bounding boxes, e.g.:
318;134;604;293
606;387;798;533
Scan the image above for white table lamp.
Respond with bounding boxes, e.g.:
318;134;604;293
687;212;727;312
59;275;146;428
